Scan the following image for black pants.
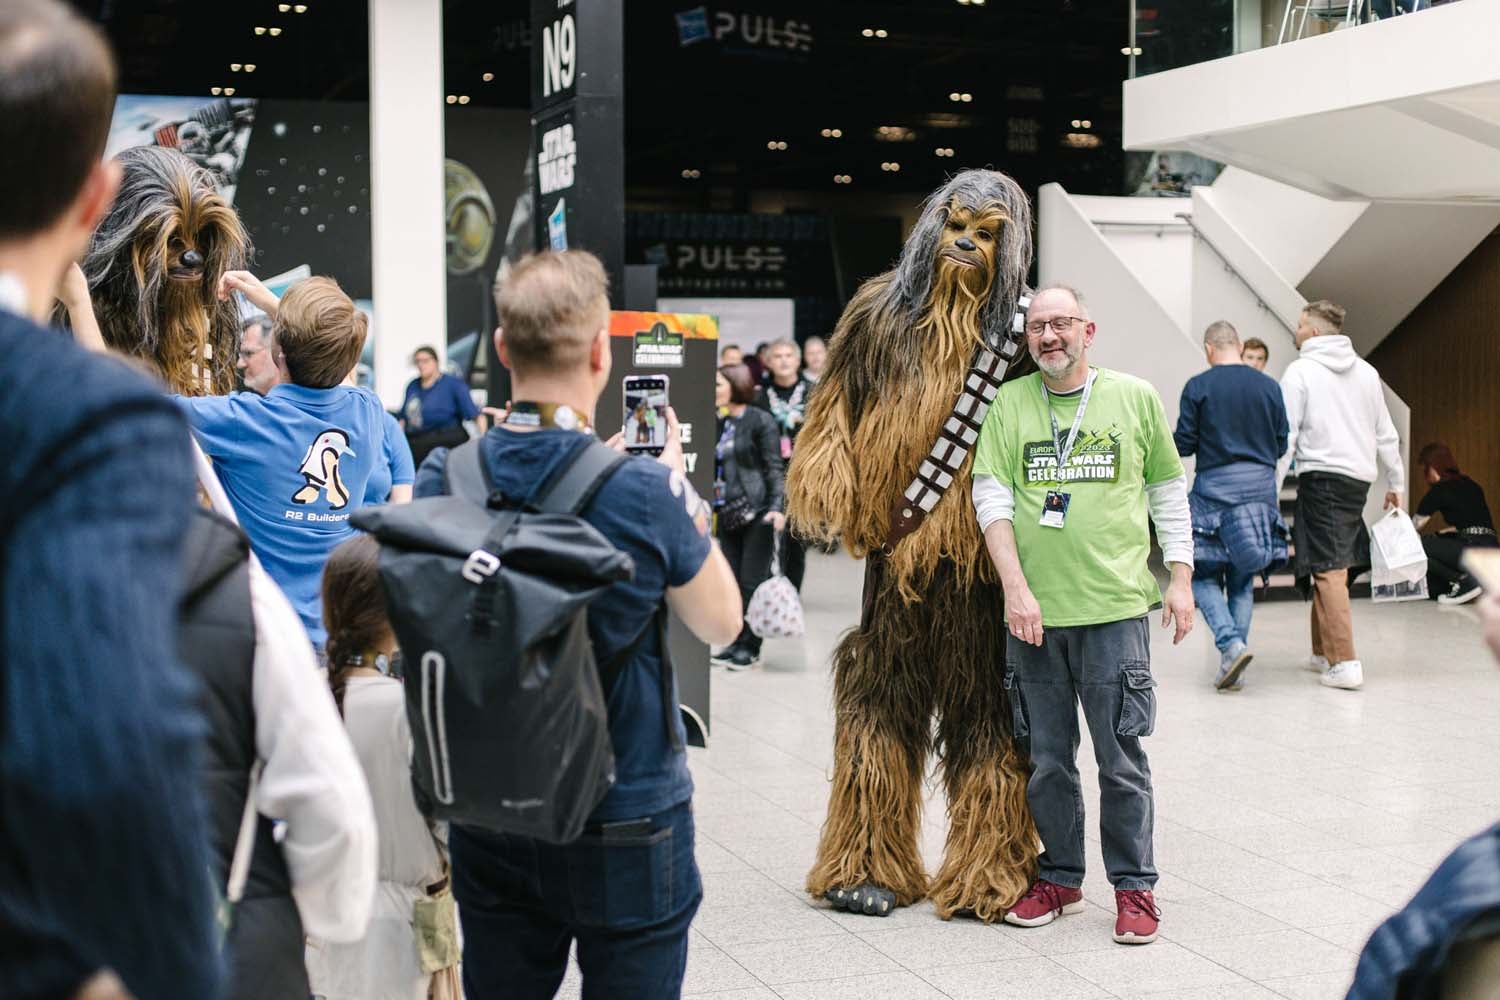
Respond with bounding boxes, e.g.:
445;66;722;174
720;520;774;653
1424;533;1497;594
406;424;469;470
778;531;806;593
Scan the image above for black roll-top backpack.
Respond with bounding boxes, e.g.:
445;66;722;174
351;438;646;844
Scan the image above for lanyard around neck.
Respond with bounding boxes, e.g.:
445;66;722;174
1040;368;1097;480
504;401;591;433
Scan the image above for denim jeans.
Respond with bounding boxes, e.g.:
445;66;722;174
1005;616;1157;890
450;799;702;1000
1192;567;1256;652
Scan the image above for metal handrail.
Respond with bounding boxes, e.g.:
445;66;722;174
1173;211;1297;337
1092;219;1193;233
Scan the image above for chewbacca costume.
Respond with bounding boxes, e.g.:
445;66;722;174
79;145;251;396
788;170;1039;921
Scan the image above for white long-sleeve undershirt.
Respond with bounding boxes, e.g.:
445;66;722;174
972;472;1194;567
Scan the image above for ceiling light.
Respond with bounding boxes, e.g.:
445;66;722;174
1063;132;1103;149
269;27;282;36
682;168;701;179
949;92;961;102
231;63;242;72
834;174;852;184
458;95;470;105
1082;119;1092;128
935;147;954;157
294;3;307;11
278;3;290;10
767;140;787;150
211;86;222;95
961;93;973;102
254;26;266;35
880;161;901;172
1121;46;1142;55
445;94;457;104
223;87;236;96
876;28;888;37
861;28;874;37
244;64;256;72
482;72;494;82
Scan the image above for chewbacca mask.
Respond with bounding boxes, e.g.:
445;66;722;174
83;145;251;395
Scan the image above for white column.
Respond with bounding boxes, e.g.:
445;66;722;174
369;0;445;408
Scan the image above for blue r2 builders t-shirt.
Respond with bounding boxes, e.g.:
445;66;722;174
415;428;713;822
177;384;389;644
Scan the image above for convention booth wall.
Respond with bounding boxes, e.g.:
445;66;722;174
602;310;719;746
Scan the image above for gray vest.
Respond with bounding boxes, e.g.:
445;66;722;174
179;510;308;1000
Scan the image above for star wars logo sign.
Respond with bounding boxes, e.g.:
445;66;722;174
538;123;576;196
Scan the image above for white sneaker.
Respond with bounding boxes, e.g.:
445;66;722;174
1320;660;1364;690
1306;654;1329;674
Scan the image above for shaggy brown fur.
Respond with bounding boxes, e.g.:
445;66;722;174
791;170;1038;921
81;146;250;395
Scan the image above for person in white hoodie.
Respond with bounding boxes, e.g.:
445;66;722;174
1277;300;1405;691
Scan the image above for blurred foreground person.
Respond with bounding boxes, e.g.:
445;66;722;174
1347;592;1500;1000
0;2;222;997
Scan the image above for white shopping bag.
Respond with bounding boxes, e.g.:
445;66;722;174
1367;507;1428;603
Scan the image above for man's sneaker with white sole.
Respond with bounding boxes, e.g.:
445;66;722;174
1003;879;1085;928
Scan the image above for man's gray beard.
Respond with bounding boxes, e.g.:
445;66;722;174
1032;350;1078;380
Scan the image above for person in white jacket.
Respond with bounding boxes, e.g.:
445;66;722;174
1276;300;1405;691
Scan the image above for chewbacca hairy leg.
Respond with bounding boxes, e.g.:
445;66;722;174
928;576;1039;922
805;712;929;909
806;558;934;910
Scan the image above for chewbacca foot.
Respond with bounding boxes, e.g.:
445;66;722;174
825;883;897;917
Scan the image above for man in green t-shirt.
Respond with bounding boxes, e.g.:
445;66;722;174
972;284;1194;946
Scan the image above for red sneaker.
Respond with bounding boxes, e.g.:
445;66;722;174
1003;879;1085;928
1113;889;1160;944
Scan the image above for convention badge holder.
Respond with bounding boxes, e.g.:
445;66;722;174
1041;489;1071;529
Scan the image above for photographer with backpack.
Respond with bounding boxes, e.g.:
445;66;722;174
400;250;741;999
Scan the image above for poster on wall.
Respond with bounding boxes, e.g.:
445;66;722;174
602;310;718;745
106;95;256;201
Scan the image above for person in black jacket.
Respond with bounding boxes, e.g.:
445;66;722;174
714;363;786;669
1414;442;1497;605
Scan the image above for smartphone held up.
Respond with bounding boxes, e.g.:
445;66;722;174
623;374;670;457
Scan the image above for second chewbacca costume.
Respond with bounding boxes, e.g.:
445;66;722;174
788;170;1039;920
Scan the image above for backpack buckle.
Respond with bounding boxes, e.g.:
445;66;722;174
461;550;501;584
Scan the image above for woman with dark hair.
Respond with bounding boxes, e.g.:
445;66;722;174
401;344;481;468
712;363;785;669
309;535;460;1000
1414;442;1496;605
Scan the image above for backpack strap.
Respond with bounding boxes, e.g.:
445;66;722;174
535;440;627;515
444;440;490;506
596;604;682;753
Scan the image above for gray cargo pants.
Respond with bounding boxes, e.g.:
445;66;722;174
1005;615;1158;891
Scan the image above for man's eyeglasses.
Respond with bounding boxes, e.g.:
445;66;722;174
1025;316;1086;337
237;346;265;362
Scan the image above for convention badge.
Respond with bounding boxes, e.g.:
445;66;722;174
1040;489;1071;529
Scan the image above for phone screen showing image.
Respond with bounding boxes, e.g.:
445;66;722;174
623;375;670;453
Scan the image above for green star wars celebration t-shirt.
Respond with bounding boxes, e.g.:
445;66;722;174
972;367;1183;628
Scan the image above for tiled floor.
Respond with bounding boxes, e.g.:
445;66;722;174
562;549;1500;999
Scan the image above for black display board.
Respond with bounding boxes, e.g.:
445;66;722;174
530;0;625;306
599;310;719;746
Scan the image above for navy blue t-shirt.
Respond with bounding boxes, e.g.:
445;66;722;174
402;373;479;433
1174;363;1289;473
415;427;712;821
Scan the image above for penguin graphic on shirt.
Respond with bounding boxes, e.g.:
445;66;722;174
292;428;355;509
